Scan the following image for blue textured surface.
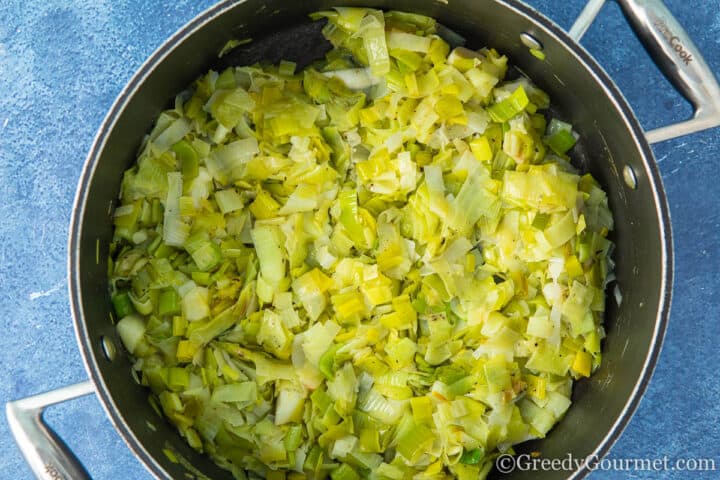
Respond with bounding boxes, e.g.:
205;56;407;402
0;1;718;479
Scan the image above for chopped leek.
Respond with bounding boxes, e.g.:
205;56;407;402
109;9;614;480
487;86;529;122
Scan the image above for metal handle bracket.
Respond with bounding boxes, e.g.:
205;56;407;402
569;0;720;143
6;381;95;480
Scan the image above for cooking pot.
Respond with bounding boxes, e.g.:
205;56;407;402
8;0;720;479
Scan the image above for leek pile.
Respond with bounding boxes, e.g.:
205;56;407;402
110;8;614;480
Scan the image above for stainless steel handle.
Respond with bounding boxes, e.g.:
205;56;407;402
570;0;720;143
6;381;95;480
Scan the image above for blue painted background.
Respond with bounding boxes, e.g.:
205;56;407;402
0;0;718;478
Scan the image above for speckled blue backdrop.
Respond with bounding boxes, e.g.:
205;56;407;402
0;0;718;479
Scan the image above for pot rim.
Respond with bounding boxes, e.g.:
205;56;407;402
68;1;673;479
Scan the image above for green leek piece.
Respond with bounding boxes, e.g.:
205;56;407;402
546;129;577;155
251;224;286;303
319;343;342;380
284;424;303;451
171;140;199;181
395;420;433;462
545;118;577;155
214;189;244;214
331;463;360;480
459;447;484;465
157;289;181;316
175;339;198;362
487;86;529;122
112;292;135;318
210;87;255;128
338;188;367;249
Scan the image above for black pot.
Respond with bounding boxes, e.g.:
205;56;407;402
9;0;720;479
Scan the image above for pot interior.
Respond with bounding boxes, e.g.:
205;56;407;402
71;1;670;478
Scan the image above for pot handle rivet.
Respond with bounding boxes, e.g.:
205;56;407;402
623;165;638;189
101;336;117;361
520;32;543;50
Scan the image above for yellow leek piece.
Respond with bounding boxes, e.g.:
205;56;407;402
572;351;593;377
469;135;493;161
